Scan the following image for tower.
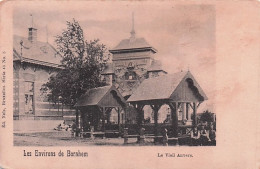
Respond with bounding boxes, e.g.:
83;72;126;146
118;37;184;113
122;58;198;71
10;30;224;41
105;13;165;97
28;14;37;42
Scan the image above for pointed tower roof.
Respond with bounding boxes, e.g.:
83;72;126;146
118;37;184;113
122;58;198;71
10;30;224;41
110;38;156;53
109;13;157;54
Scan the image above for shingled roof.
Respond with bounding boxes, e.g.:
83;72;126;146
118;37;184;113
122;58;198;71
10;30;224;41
127;71;208;103
13;35;62;68
75;85;126;107
109;37;157;53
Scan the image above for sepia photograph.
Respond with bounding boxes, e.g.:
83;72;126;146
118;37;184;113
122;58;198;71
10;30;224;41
13;3;216;147
0;1;259;169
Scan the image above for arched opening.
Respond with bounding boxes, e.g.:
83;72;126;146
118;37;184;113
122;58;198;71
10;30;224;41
158;104;171;124
143;105;153;124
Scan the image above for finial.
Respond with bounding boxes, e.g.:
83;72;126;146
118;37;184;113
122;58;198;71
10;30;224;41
30;14;34;28
130;12;135;39
188;64;190;71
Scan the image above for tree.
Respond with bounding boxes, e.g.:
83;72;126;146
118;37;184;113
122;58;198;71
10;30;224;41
200;110;215;123
41;19;109;106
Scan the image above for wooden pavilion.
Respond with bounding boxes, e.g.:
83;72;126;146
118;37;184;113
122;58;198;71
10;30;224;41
75;85;126;136
127;70;208;139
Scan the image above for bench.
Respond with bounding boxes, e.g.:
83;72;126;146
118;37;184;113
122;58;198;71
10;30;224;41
123;128;164;145
80;131;105;138
104;130;120;138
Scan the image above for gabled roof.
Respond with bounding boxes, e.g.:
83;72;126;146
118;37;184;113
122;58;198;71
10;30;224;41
127;71;208;103
75;85;126;107
13;35;62;68
109;37;157;53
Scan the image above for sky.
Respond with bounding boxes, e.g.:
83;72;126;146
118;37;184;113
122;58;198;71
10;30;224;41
13;1;216;112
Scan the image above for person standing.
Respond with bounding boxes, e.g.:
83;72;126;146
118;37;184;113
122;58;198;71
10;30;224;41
200;126;209;146
208;125;216;146
191;127;200;146
71;120;77;137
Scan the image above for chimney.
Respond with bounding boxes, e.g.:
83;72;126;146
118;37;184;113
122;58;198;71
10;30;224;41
28;27;37;42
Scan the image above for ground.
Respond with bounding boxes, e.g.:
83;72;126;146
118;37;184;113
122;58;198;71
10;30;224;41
13;131;156;146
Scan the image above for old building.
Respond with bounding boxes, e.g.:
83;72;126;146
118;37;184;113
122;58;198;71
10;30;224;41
13;26;75;127
101;20;167;125
102;24;167;98
100;18;208;135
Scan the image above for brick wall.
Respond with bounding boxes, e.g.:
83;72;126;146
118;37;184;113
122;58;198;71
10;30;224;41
13;62;75;120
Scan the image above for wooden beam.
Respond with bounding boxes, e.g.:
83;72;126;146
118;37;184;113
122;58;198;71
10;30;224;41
188;102;194;110
197;101;202;108
150;104;162;138
186;103;190;121
182;103;187;121
168;102;178;137
117;107;121;132
132;103;145;133
75;108;79;136
154;108;158;138
102;107;105;132
193;102;197;127
177;102;182;109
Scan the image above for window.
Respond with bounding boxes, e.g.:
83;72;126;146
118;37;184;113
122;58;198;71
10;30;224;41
125;71;137;80
24;81;34;114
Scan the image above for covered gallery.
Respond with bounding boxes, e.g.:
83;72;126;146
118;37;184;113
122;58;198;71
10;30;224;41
74;70;207;141
127;70;208;138
75;85;126;136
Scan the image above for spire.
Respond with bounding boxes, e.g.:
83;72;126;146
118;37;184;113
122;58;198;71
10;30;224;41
28;14;37;42
30;14;34;28
130;12;136;41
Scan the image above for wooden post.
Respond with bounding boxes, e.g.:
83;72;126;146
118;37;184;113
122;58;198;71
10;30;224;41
133;104;144;133
102;107;105;132
169;102;178;137
150;104;161;143
107;108;111;124
75;108;79;137
154;107;158;137
163;128;168;146
139;127;145;145
186;103;190;120
117;107;121;132
193;102;197;127
123;128;128;144
182;103;187;121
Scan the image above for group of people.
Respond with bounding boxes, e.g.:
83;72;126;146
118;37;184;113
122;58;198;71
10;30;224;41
53;120;78;137
190;124;216;146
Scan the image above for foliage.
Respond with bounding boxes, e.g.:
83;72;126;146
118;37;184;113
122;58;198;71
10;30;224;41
41;19;109;106
200;110;215;123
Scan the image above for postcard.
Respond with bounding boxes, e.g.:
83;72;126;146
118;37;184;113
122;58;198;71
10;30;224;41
0;0;259;169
